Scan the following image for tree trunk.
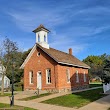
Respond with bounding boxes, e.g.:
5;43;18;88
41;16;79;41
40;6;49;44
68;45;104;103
1;73;4;95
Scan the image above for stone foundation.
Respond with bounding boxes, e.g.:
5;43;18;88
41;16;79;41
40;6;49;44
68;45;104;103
44;84;89;93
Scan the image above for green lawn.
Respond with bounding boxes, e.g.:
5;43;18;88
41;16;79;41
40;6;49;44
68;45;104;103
20;93;51;101
0;93;11;97
0;103;36;110
42;88;106;108
0;103;37;110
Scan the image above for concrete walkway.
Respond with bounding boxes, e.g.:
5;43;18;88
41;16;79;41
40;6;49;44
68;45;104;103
31;87;102;102
0;87;110;110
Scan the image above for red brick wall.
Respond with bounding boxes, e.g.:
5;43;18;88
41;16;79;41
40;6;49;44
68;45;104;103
57;65;89;90
24;47;57;90
24;46;89;91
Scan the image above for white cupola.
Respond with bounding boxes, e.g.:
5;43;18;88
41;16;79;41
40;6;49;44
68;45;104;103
33;24;50;49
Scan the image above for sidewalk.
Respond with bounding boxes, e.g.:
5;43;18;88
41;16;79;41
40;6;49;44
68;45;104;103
0;87;110;110
31;86;102;102
79;94;110;110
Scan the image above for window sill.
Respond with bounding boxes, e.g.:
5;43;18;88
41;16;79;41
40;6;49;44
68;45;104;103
46;83;51;85
29;83;34;85
67;82;70;83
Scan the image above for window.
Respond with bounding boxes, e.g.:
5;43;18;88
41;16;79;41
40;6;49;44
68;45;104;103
44;35;46;42
29;71;33;84
46;69;51;84
76;70;79;83
38;35;40;42
84;71;86;82
37;52;40;57
66;69;70;83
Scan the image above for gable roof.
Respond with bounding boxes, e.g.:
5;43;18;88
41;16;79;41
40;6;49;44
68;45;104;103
33;24;50;33
20;43;90;69
37;44;90;68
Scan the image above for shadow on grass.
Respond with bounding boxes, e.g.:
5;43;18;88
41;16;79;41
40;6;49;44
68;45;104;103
42;88;107;108
89;83;102;88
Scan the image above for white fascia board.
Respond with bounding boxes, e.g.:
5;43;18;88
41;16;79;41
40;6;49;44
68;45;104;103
20;44;36;69
58;62;90;69
20;43;90;69
37;45;90;69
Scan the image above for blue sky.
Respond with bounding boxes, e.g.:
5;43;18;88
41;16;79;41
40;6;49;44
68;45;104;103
0;0;110;60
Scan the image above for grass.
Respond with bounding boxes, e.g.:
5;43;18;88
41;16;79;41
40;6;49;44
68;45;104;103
42;88;106;108
89;82;102;88
0;103;37;110
20;93;51;101
0;93;11;97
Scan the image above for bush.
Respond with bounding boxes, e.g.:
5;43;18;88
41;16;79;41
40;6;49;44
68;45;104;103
10;82;24;91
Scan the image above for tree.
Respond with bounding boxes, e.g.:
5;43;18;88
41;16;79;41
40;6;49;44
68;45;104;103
0;38;18;95
83;54;110;79
102;59;110;84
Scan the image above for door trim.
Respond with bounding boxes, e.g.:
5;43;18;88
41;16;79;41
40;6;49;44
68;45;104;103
37;71;42;89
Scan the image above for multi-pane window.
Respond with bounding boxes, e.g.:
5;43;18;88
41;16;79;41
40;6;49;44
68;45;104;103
66;69;70;83
76;70;79;83
84;71;86;82
29;71;33;84
46;69;51;84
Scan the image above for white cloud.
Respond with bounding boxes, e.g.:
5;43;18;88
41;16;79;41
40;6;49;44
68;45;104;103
6;2;110;55
49;32;89;55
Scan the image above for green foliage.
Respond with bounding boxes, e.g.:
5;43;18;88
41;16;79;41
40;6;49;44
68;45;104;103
83;54;110;78
102;60;110;84
6;47;31;83
0;37;32;85
14;82;23;91
83;54;110;84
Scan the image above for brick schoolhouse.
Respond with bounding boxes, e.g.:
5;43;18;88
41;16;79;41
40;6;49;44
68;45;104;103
20;25;90;92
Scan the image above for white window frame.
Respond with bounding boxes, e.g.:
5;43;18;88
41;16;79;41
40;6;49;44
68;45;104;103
29;71;33;84
46;69;51;84
84;71;86;82
66;69;70;83
38;34;40;42
76;70;79;83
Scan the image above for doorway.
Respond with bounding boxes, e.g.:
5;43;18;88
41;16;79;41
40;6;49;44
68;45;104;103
37;71;42;89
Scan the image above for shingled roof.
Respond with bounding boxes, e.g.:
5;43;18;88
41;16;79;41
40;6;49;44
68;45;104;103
37;44;90;68
20;43;90;69
33;24;50;33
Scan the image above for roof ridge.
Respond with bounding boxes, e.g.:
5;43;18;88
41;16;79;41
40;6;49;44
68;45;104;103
49;47;70;55
37;43;88;65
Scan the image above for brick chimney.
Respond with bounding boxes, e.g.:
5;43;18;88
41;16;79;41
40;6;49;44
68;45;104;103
69;48;72;55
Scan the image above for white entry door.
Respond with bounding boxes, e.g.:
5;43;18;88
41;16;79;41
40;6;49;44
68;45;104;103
37;72;42;89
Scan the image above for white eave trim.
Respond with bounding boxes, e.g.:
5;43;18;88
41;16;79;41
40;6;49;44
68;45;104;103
20;43;90;69
58;62;90;69
20;44;36;69
37;45;90;69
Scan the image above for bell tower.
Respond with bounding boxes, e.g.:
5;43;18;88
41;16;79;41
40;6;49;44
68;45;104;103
33;24;50;49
